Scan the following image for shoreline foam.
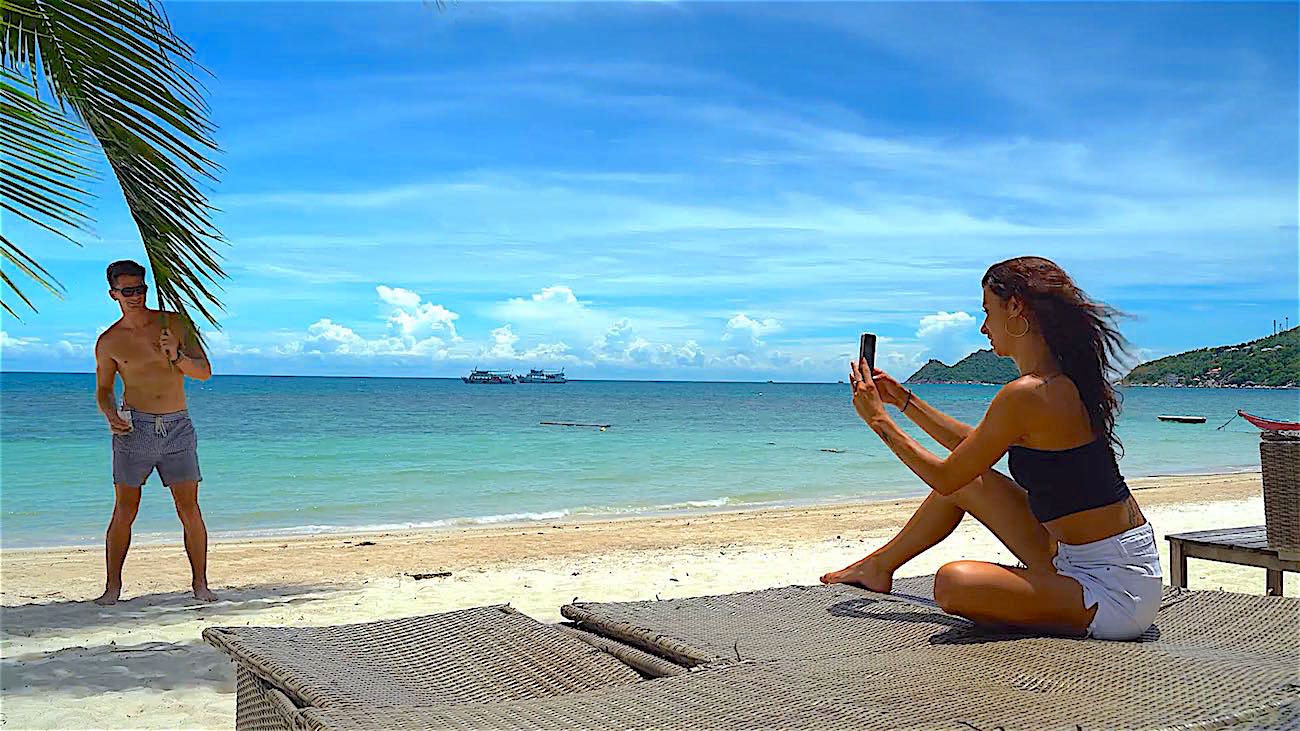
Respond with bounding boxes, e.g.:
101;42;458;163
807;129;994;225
0;467;1266;552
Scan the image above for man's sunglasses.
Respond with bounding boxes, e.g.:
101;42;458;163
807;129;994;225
113;284;149;297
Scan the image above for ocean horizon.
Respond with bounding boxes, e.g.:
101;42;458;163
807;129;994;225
2;371;1296;550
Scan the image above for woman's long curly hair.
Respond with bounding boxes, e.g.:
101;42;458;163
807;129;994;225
982;257;1131;455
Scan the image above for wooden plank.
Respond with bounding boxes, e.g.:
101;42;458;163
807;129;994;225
1180;543;1300;572
1185;540;1272;555
1170;526;1272;552
1267;570;1284;597
1168;526;1266;543
1169;538;1187;589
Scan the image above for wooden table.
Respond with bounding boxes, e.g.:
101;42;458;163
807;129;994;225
1167;525;1299;596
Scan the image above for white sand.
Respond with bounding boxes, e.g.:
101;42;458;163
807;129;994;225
1;472;1293;730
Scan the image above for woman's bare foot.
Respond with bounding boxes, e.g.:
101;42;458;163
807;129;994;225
820;556;894;593
93;586;121;606
193;584;218;602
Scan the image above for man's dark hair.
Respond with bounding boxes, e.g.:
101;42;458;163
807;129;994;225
106;260;146;287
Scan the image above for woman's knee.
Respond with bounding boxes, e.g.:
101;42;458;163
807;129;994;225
933;561;981;613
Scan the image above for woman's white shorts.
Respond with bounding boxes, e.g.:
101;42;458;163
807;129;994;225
1054;523;1163;641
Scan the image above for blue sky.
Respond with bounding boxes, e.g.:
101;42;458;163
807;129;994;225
2;1;1297;381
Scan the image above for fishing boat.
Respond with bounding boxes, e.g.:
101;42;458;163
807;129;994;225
1238;410;1300;431
462;369;516;384
1157;415;1207;424
517;368;566;384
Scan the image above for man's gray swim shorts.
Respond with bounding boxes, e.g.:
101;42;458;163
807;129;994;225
112;409;202;487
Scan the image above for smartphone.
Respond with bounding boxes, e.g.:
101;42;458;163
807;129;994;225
117;406;134;432
859;333;877;373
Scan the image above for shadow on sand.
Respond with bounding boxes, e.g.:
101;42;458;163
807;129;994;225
3;638;231;696
1;583;341;638
2;583;350;698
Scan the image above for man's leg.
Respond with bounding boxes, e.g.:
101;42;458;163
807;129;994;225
168;481;217;602
95;484;141;605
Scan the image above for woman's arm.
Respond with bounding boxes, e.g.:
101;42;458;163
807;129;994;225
870;370;973;452
900;392;975;452
853;362;1027;495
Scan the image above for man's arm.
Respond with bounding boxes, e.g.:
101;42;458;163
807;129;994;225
95;337;118;415
169;315;212;381
95;337;130;433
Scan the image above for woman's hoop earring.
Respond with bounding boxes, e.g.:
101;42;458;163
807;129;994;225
1006;315;1030;338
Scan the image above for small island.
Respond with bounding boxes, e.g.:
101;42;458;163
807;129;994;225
906;349;1018;385
1122;326;1298;388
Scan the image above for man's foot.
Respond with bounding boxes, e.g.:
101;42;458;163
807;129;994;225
193;585;218;602
820;556;893;593
93;586;121;606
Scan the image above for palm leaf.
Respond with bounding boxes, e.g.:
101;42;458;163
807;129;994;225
0;66;92;316
1;0;225;327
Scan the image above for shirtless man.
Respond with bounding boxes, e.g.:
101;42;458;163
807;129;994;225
93;260;217;605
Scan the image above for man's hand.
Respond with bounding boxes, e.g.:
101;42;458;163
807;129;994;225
106;410;132;435
160;327;179;363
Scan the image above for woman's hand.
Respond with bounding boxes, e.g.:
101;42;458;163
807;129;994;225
870;368;909;408
849;358;888;424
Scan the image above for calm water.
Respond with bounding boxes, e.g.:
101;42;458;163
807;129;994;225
1;372;1296;548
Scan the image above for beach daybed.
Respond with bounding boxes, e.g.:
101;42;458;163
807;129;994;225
202;604;655;730
204;578;1299;730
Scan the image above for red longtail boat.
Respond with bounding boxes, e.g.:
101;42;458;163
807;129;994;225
1238;410;1300;431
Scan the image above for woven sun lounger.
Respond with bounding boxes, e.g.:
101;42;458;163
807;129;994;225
293;659;1298;731
203;604;656;731
550;579;1299;730
206;581;1299;730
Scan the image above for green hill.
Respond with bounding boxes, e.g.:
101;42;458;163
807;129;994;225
1123;327;1299;388
906;349;1019;385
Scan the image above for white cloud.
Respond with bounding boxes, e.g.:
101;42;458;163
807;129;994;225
915;311;982;365
202;330;262;356
376;285;422;310
722;313;783;349
378;285;460;344
275;287;462;359
0;331;42;351
497;285;583;320
916;311;976;339
0;330;92;364
590;319;705;368
476;324;576;363
279;319;392;356
486;324;519;359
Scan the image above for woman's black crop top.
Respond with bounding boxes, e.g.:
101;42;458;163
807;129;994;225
1007;439;1131;523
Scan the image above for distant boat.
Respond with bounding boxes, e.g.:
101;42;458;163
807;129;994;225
1238;410;1300;431
517;368;566;384
462;369;516;384
1157;415;1207;424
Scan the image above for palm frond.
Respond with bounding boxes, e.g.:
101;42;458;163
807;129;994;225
0;66;93;316
2;0;226;327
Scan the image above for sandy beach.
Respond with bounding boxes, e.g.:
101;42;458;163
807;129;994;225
1;471;1294;730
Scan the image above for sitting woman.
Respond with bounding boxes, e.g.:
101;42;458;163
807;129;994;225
822;256;1160;641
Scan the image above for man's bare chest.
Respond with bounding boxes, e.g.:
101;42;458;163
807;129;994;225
110;331;167;371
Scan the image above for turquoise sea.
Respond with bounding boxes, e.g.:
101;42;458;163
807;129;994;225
1;372;1296;548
